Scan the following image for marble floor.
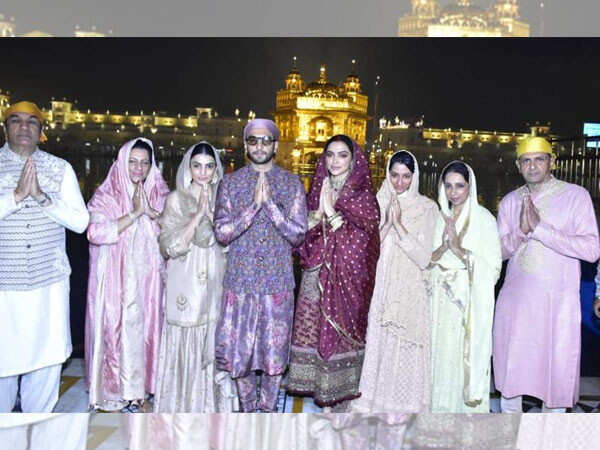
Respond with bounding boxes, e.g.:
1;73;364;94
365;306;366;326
88;413;124;450
53;358;600;414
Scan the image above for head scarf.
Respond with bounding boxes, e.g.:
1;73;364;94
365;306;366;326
176;141;224;193
4;101;47;142
377;149;426;212
305;139;373;212
243;118;280;141
88;137;169;220
299;137;380;360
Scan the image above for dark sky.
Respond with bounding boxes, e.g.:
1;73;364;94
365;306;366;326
2;38;600;136
3;0;600;37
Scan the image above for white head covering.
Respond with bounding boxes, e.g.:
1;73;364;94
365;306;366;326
176;141;224;194
377;150;423;213
437;160;478;245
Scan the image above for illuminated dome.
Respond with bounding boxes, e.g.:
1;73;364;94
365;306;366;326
283;56;306;93
305;66;340;99
341;60;362;94
439;0;489;28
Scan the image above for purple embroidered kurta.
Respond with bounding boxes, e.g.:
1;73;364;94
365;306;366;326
493;178;600;408
214;164;307;377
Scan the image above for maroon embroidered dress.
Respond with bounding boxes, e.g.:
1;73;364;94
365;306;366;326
286;140;380;407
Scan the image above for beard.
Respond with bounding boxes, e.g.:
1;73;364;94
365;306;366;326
246;148;275;165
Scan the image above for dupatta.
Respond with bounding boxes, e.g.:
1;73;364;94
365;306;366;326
429;161;501;405
297;139;380;360
374;150;438;343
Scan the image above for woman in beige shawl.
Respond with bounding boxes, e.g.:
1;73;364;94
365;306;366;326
352;150;438;413
154;142;236;412
428;161;501;413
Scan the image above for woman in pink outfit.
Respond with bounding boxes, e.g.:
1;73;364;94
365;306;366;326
85;138;169;412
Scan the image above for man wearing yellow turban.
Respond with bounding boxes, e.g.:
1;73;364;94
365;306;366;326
493;136;600;413
0;101;89;412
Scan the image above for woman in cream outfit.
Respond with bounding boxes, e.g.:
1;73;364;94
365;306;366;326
154;142;236;412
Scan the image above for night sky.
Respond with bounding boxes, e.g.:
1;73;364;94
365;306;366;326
2;38;600;137
5;0;600;37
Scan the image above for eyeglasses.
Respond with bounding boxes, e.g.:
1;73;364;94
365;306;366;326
246;135;276;146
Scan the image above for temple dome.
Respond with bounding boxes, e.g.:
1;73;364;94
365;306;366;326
304;66;340;99
439;0;489;28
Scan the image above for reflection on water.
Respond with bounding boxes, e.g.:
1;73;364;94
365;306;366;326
71;150;596;214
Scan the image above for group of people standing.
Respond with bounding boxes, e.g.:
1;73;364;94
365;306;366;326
1;101;599;417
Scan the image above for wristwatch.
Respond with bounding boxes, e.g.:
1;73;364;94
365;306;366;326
36;192;51;207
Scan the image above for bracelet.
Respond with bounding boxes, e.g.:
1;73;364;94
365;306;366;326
128;212;138;222
326;211;341;224
328;212;344;231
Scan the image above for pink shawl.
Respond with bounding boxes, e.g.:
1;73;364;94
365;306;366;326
85;138;169;406
297;139;380;360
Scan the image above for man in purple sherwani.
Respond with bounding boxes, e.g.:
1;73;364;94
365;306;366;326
493;136;600;413
214;118;307;412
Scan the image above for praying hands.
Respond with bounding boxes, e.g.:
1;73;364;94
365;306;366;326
132;181;158;220
195;183;213;223
313;178;336;223
431;214;466;262
253;171;272;208
14;157;51;206
519;194;540;235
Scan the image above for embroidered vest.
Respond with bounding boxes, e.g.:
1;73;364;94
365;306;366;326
0;145;70;290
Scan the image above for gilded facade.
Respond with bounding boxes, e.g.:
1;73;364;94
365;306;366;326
273;61;368;174
0;90;247;161
398;0;530;37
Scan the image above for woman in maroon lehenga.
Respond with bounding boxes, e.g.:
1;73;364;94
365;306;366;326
286;135;380;410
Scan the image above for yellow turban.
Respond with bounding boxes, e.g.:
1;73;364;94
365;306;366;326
4;101;47;142
516;136;552;158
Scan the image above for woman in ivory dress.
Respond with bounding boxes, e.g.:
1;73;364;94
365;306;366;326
428;161;501;413
154;142;236;412
86;138;169;412
352;150;438;413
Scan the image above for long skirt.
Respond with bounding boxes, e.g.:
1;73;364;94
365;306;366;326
287;270;364;407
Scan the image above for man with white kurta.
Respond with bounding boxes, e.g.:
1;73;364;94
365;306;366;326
493;136;600;413
0;101;89;412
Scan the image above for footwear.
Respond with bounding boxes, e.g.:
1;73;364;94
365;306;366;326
120;401;142;413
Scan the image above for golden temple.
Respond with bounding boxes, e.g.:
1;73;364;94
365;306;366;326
398;0;530;37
